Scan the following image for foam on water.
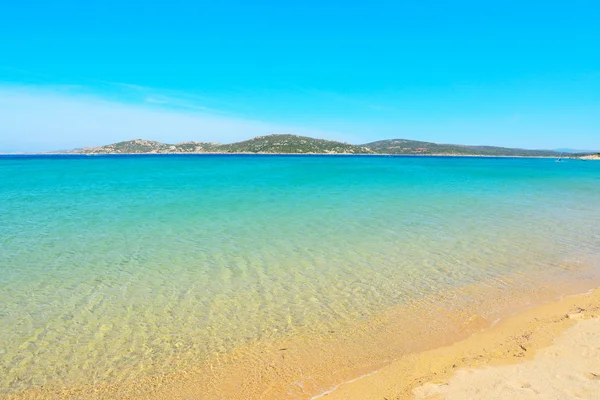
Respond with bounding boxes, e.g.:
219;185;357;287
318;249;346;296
1;155;599;394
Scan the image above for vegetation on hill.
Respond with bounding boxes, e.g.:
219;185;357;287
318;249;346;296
79;139;220;154
218;134;371;154
362;139;561;157
73;135;564;157
78;135;372;154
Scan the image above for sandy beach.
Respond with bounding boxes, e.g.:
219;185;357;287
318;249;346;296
414;318;600;399
325;287;600;400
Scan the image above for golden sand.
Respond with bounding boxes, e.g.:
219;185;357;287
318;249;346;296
326;287;600;399
413;318;600;399
4;277;600;400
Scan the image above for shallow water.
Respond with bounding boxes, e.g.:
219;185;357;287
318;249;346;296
1;155;599;394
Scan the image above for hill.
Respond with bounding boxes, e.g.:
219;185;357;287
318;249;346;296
76;135;372;155
78;139;220;154
218;134;371;154
362;139;561;157
71;135;565;157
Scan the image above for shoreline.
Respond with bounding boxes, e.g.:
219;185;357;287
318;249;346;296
5;271;600;400
414;317;600;399
325;286;600;399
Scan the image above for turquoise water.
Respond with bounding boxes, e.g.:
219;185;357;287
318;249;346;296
1;155;599;394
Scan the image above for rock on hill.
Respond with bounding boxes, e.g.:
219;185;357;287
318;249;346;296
362;139;561;157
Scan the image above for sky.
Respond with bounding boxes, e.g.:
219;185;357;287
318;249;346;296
1;0;599;152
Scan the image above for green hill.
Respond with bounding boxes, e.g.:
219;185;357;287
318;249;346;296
72;135;563;157
218;134;371;154
362;139;561;157
78;139;220;154
77;135;372;154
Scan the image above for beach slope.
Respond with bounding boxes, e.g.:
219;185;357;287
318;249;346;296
414;317;600;399
324;288;600;400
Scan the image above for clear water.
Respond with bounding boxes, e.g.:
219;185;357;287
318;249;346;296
1;155;599;394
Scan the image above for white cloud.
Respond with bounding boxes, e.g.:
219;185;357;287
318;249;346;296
0;85;342;152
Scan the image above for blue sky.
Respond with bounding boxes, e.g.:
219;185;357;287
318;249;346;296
1;0;599;151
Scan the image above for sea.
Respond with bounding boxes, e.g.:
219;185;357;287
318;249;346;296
1;154;599;398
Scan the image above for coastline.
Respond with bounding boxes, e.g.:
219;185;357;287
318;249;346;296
413;317;600;399
580;154;600;160
325;286;600;400
4;272;600;400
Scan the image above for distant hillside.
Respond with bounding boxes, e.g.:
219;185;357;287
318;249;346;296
78;139;220;154
362;139;561;157
76;135;372;155
218;134;371;154
71;135;565;157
